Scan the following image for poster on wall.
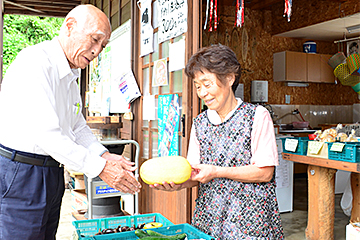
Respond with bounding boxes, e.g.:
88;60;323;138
158;94;180;157
109;20;135;113
157;0;188;43
140;0;154;57
88;45;111;115
114;70;141;104
169;38;185;72
89;20;135;114
88;56;102;113
152;58;168;86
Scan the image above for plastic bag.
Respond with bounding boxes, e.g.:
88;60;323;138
341;175;353;217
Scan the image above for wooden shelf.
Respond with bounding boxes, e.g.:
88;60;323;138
282;153;360;173
86;116;123;129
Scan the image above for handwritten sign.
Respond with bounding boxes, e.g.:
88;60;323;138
330;142;345;152
284;138;298;152
308;141;324;155
157;0;188;43
140;0;154;56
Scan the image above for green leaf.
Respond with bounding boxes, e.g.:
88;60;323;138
3;15;63;76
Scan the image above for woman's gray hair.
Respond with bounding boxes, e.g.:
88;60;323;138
185;44;241;93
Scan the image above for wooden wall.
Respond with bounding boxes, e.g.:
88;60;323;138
202;1;359;105
87;0;131;30
271;0;360;35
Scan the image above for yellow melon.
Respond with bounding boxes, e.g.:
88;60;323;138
140;156;192;185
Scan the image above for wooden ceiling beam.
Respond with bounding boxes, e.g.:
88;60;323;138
5;0;81;7
4;6;71;14
3;0;83;17
11;0;81;5
3;9;69;18
4;0;45;14
5;3;78;11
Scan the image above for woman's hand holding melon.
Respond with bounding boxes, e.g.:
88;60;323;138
140;156;199;191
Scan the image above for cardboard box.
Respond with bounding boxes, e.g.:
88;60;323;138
346;223;360;240
74;175;85;190
69;171;85;190
71;189;88;212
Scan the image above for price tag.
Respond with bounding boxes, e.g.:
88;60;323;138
285;138;298;152
330;142;345;152
308;141;324;154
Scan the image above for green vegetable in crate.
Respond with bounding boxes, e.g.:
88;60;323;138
135;229;187;240
140;156;192;184
146;230;186;239
135;229;150;238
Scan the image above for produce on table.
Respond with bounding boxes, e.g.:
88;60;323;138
140;156;192;185
94;223;145;235
135;229;187;239
143;222;163;229
313;124;359;142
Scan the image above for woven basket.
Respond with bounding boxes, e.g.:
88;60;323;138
347;53;360;74
352;83;360;94
334;63;360;86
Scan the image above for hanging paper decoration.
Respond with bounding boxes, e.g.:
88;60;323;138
204;0;210;30
204;0;218;32
208;0;213;31
234;0;244;28
214;0;218;31
283;0;292;22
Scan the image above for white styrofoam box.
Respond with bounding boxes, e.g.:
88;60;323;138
346;223;360;240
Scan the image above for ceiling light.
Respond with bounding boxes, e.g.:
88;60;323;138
346;24;360;34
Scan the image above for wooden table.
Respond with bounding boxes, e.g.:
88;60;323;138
282;153;360;240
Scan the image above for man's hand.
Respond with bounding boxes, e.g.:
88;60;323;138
98;152;141;194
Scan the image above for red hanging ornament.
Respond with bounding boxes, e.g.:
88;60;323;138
283;0;292;22
209;0;214;32
214;0;218;31
235;0;244;28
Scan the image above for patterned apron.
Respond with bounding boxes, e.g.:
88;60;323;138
191;102;284;240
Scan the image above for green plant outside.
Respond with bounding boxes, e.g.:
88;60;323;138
3;15;63;76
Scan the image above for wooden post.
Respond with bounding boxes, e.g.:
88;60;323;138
351;172;360;222
305;165;336;240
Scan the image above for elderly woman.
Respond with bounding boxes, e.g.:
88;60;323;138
150;44;284;239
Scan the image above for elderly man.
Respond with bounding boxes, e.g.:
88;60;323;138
0;5;140;239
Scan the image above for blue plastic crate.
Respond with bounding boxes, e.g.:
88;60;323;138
281;137;309;155
328;142;360;163
88;223;215;240
73;213;173;239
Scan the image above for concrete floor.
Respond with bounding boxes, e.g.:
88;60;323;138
56;189;77;240
56;177;350;239
281;176;349;240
